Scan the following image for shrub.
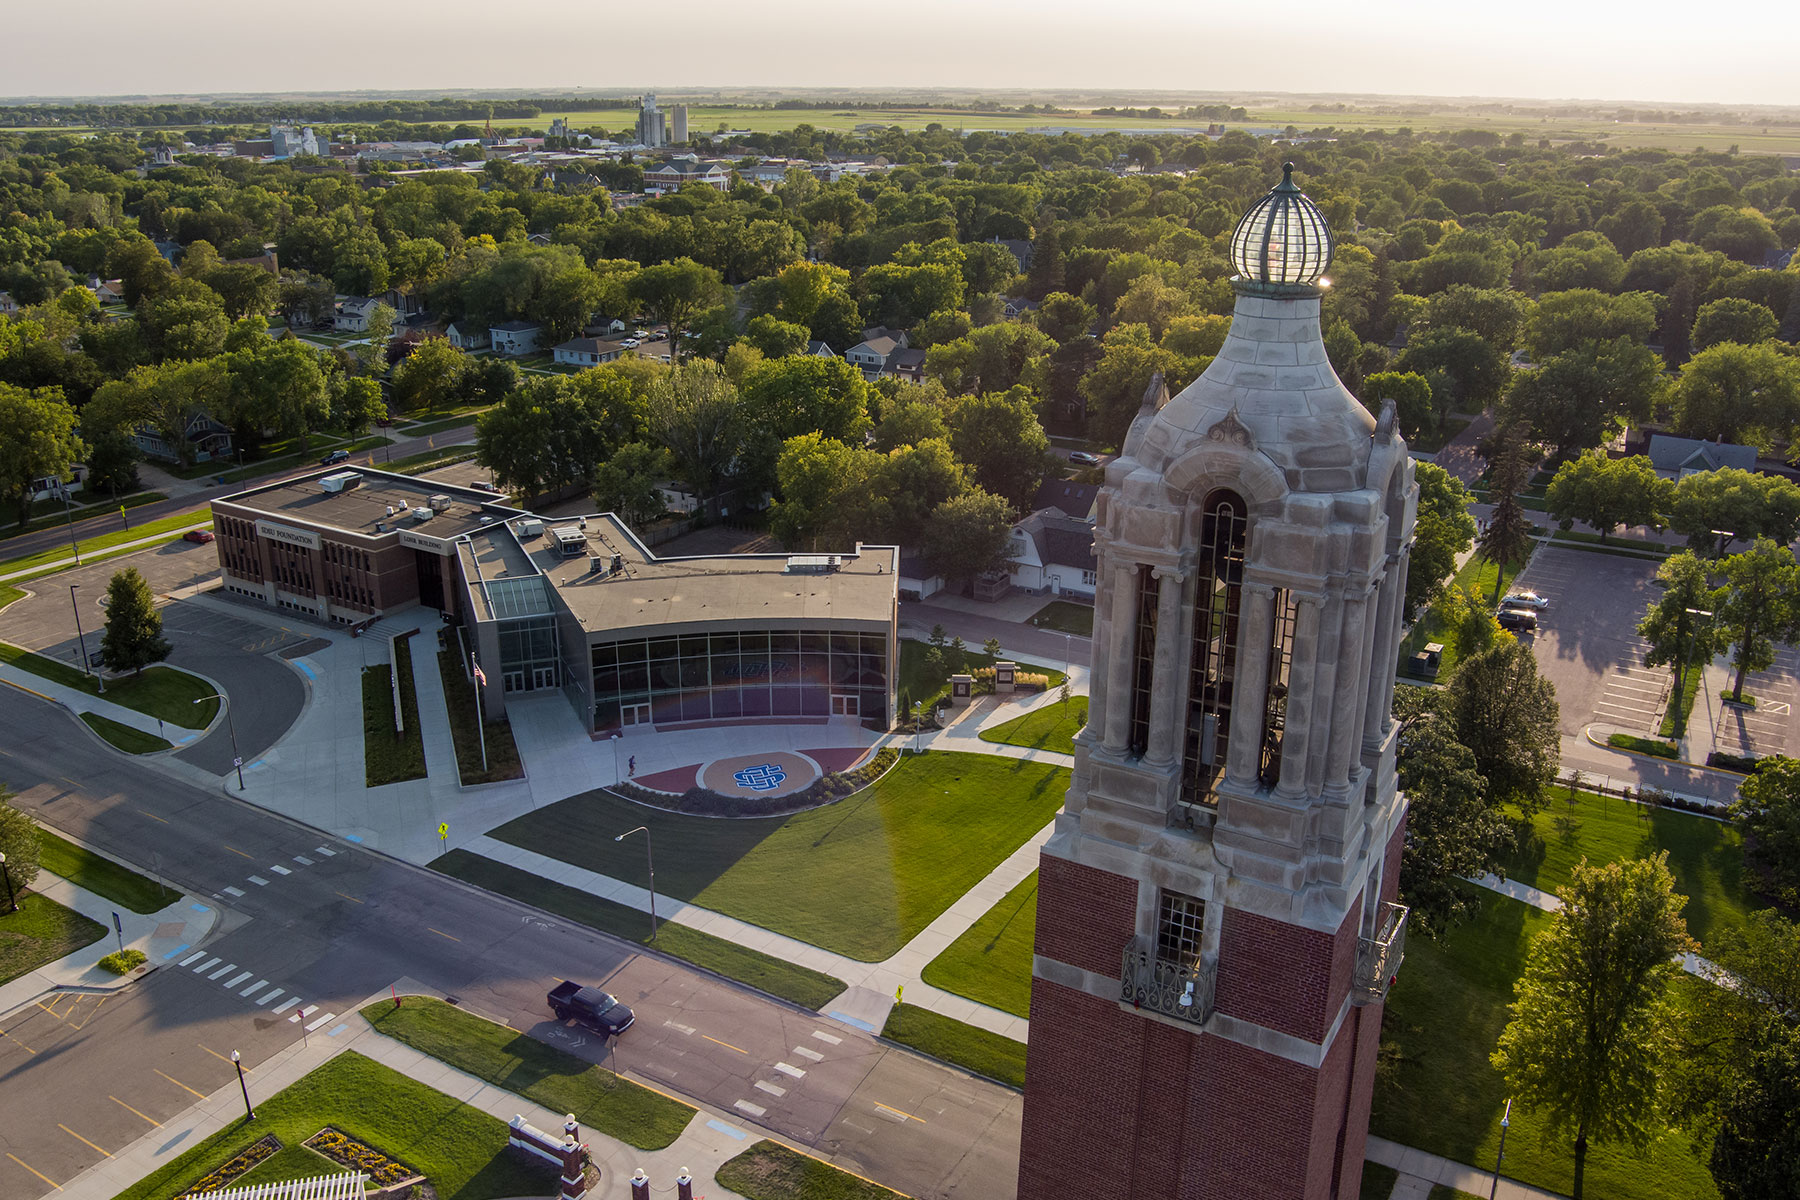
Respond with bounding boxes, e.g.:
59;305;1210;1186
613;748;900;817
1607;732;1678;759
1707;751;1762;774
98;948;147;974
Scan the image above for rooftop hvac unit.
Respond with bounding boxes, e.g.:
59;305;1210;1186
590;555;607;574
375;521;385;533
320;470;363;494
429;494;452;513
610;553;623;574
551;525;586;557
518;518;544;539
385;504;395;517
412;506;433;521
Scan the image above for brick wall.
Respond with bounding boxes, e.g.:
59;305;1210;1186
1214;905;1358;1042
1033;853;1138;977
1018;979;1148;1198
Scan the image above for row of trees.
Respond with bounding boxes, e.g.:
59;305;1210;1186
1544;455;1800;552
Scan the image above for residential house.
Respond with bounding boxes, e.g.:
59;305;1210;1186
225;248;280;276
92;279;128;305
1029;479;1099;522
335;296;380;332
490;321;543;356
991;237;1034;274
1646;433;1758;478
132;413;234;465
885;347;927;383
0;291;19;317
897;552;945;602
1005;508;1098;600
844;328;908;380
445;322;490;351
587;316;630;337
553;336;623;368
1000;296;1041;320
805;340;836;358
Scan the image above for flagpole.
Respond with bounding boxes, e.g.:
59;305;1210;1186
471;651;488;773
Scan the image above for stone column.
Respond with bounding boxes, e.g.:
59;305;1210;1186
1103;562;1140;753
1324;588;1372;793
1362;551;1405;751
1225;584;1275;785
1143;566;1189;767
1274;595;1323;800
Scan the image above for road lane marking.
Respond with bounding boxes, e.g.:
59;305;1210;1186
224;845;254;860
179;951;206;966
271;997;300;1014
241;980;268;998
222;887;245;897
874;1101;925;1123
702;1035;747;1054
732;1100;766;1118
335;891;364;904
192;956;220;974
208;963;238;980
109;1096;160;1127
198;1045;248;1070
792;1046;824;1062
223;971;253;988
0;1028;36;1054
293;855;314;866
269;865;291;875
304;1011;337;1032
754;1080;787;1097
136;808;168;824
810;1030;842;1045
256;989;284;1007
58;1125;111;1157
663;1020;696;1036
428;928;460;941
315;846;336;856
774;1062;806;1079
247;876;269;886
6;1153;61;1190
154;1069;204;1098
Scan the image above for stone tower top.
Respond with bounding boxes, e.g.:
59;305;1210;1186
1228;162;1335;291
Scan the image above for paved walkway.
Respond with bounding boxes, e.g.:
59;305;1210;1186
0;661;212;748
0;519;213;582
1369;1135;1562;1200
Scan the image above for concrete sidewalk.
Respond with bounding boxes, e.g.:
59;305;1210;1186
1368;1135;1563;1200
0;519;212;582
0;868;219;1019
0;659;215;748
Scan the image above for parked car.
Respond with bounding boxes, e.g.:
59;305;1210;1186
1501;590;1549;609
468;480;500;493
547;981;635;1036
622;338;641;349
1069;451;1103;466
1497;607;1538;632
319;449;351;466
183;529;215;544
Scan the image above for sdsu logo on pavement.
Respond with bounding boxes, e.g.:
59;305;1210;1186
732;763;787;791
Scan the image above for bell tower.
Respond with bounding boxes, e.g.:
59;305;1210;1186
1016;165;1415;1200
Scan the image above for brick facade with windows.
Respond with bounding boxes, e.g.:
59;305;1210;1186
1034;854;1138;977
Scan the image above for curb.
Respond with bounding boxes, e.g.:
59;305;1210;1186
1581;723;1751;781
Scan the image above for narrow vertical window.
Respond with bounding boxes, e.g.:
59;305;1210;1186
1182;491;1247;805
1128;565;1159;756
1259;591;1299;786
1156;889;1206;966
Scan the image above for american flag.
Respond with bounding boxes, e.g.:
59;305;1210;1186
472;660;487;687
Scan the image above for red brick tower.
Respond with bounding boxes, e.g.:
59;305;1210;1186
1017;166;1415;1200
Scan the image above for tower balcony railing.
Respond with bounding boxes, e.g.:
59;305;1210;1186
1352;902;1408;1006
1120;936;1216;1025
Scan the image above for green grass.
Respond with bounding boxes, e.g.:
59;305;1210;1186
879;1003;1027;1089
0;507;210;577
0;891;107;984
979;699;1087;756
921;872;1038;1019
1028;600;1094;636
1660;665;1703;738
0;643;219;727
171;435;392;483
1398;551;1529;679
1374;888;1719;1200
437;649;522;784
360;997;694;1150
79;711;172;754
0;583;20;609
897;640;1066;714
396;413;483;437
361;638;427;786
1500;786;1761;948
110;1052;560;1200
389;448;480;476
1721;690;1756;707
1362;1161;1399;1197
1408;414;1473;454
0;490;166;542
717;1140;905;1200
490;751;1068;961
35;827;181;913
1547;529;1674;556
1607;732;1678;758
431;850;847;1009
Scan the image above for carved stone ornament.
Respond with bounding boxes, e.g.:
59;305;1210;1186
1206;407;1255;449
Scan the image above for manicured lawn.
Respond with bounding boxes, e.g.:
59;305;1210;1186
437;649;522;783
431;850;846;1009
880;1003;1027;1089
1407;413;1473;454
0;507;209;576
1397;550;1530;679
361;638;426;786
78;711;171;754
897;639;1066;714
361;997;693;1150
717;1140;905;1200
920;872;1037;1018
392;448;480;476
1660;663;1703;738
1362;1161;1398;1198
0;490;166;543
1499;786;1761;948
980;699;1087;756
1028;599;1094;636
1373;888;1719;1200
110;1052;559;1200
169;434;391;483
0;643;219;727
490;751;1069;961
0;892;106;984
36;827;181;913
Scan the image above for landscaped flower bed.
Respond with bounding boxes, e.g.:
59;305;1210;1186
304;1127;420;1188
178;1134;282;1195
610;747;900;817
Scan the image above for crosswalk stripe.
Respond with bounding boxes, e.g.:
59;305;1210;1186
811;1031;842;1045
314;846;336;856
223;971;253;988
271;997;300;1014
304;1011;337;1032
241;980;268;998
754;1080;786;1097
792;1046;824;1062
192;957;220;973
298;1005;318;1018
180;951;207;966
293;856;314;866
222;887;245;897
269;865;291;876
733;1100;766;1118
208;963;238;980
774;1062;806;1079
256;989;284;1007
247;876;269;886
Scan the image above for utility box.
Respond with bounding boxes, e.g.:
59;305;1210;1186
950;673;974;706
995;661;1017;693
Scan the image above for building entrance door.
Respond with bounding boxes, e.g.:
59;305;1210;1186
831;693;859;717
622;703;652;727
504;670;525;692
533;665;558;690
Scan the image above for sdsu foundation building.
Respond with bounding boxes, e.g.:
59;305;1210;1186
1017;167;1415;1199
211;472;899;734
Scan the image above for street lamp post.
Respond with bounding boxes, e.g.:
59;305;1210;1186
913;701;923;755
614;826;656;941
1711;528;1736;558
69;584;102;693
231;1050;255;1121
196;693;244;790
1488;1099;1511;1200
611;732;622;782
61;488;81;566
0;851;16;913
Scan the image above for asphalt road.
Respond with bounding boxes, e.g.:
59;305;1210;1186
0;697;1021;1200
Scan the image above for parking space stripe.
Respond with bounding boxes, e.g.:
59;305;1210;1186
57;1126;110;1157
6;1153;61;1190
109;1096;160;1127
154;1069;204;1098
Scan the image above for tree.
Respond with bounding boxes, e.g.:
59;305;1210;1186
645;360;744;518
739;355;872;447
1395;707;1509;935
1733;757;1800;907
946;386;1051;510
1667;469;1800;555
0;383;84;526
1445;639;1560;809
1715;539;1800;702
768;433;885;549
1709;1032;1800;1200
330;376;388;436
473;374;626;501
744;314;810;359
1358;371;1434;440
922;487;1013;584
1491;855;1696;1200
0;788;42;891
1523;289;1658;360
356;303;396;375
391;338;469;413
1637;552;1723;736
1035;292;1096;343
1670;342;1800;451
100;566;171;675
1543;452;1670;542
1693;298;1780;351
1503;339;1664;457
591;442;671;527
1477;448;1534;604
1395;325;1510;413
223;336;330;449
629;258;725;365
1405;462;1478;619
1024;221;1062;300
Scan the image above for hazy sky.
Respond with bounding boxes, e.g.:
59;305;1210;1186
4;0;1796;107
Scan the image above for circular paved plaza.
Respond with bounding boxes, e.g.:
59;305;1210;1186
696;751;822;799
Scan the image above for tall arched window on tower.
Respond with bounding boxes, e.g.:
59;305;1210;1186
1260;592;1299;786
1128;564;1160;756
1181;491;1245;805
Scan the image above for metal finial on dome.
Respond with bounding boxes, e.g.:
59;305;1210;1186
1228;162;1334;290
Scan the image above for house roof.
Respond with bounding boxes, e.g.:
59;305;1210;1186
492;320;542;333
1646;434;1757;474
554;337;611;354
1016;509;1096;571
849;336;900;359
807;340;835;356
887;347;927;371
1030;479;1098;520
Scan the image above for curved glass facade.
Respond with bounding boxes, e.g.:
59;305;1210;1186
591;629;889;733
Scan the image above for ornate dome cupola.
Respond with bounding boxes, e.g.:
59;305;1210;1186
1229;162;1336;292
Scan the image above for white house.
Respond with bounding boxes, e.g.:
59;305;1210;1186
0;291;19;317
845;328;906;380
805;340;836;358
553;336;623;368
1006;508;1097;600
490;321;542;356
897;553;945;602
445;322;489;351
335;296;380;332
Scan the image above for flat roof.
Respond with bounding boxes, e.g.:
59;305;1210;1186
222;468;520;541
470;513;896;636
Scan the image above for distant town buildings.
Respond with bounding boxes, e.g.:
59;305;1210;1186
269;123;327;158
635;94;688;149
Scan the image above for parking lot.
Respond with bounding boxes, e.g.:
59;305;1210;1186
1712;644;1800;758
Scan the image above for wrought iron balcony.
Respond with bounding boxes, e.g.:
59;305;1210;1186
1353;902;1408;1006
1120;936;1216;1025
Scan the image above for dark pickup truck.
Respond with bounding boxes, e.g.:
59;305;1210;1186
547;981;635;1036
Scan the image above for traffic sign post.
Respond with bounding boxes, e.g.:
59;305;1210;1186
438;822;449;856
112;910;124;953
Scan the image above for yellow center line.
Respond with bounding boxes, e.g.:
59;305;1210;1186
109;1096;161;1127
60;777;80;790
136;808;169;824
197;1044;248;1070
335;891;364;905
223;845;254;860
0;1029;36;1055
6;1153;62;1190
874;1101;926;1123
154;1069;205;1098
57;1126;111;1157
428;928;460;942
701;1034;747;1054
